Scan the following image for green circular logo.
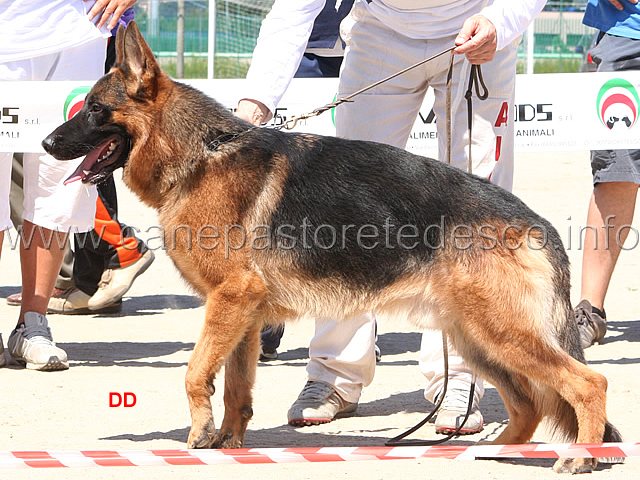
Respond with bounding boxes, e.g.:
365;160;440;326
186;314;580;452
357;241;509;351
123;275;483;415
63;86;91;121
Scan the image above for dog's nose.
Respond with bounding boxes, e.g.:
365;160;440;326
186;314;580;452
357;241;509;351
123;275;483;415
41;135;57;154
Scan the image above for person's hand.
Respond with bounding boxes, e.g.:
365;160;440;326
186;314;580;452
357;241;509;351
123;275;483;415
453;15;497;65
607;0;638;10
85;0;137;31
235;99;272;126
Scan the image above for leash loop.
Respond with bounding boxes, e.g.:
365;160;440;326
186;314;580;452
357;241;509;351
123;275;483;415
464;63;488;175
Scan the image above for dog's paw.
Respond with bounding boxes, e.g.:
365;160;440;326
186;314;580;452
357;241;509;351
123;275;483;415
553;457;596;474
212;430;244;449
187;418;216;449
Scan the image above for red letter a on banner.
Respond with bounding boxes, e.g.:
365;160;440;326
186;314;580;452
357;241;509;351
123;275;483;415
495;102;509;127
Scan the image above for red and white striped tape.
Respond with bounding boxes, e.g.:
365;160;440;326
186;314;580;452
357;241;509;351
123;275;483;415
0;443;637;469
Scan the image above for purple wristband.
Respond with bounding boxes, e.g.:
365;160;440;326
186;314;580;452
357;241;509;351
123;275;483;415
110;6;135;36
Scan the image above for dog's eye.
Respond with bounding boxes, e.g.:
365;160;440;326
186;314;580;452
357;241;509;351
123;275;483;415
89;104;103;114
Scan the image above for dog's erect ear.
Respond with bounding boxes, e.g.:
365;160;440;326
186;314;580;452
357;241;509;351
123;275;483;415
115;24;125;67
118;20;162;101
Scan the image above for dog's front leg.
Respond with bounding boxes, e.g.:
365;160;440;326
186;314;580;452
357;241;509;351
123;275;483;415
185;273;266;449
213;321;262;448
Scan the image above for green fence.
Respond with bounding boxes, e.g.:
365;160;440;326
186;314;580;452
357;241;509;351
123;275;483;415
134;0;272;78
134;0;598;78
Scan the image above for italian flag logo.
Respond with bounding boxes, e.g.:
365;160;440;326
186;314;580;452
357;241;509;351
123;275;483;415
63;86;91;121
596;78;639;130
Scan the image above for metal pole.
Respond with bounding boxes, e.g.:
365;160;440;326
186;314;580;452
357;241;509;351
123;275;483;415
208;0;216;79
527;23;535;74
177;0;185;78
149;0;159;49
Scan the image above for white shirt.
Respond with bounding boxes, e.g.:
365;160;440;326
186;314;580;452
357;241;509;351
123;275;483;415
0;0;110;63
371;0;547;50
244;0;547;116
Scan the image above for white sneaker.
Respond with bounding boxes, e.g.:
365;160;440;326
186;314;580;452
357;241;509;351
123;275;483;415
7;312;69;371
0;333;6;368
287;381;357;426
89;250;155;310
434;387;483;435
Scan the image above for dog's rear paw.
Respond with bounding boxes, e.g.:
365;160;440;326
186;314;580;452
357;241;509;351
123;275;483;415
187;419;216;449
212;430;244;449
553;457;596;474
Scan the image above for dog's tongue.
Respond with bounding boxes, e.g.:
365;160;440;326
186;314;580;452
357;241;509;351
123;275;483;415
63;137;115;185
64;162;92;185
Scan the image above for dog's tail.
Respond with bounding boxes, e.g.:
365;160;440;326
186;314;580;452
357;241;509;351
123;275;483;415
600;422;625;464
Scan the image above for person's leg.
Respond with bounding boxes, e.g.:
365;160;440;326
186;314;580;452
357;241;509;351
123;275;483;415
416;37;519;434
7;154;74;307
575;149;640;347
289;3;429;424
12;153;75;290
0;151;14;259
9;147;97;370
573;33;640;347
295;53;343;78
336;1;429;148
259;324;285;360
0;151;12;367
287;4;418;425
63;175;153;313
580;181;638;311
85;177;154;310
18;220;68;319
419;329;485;433
5;38;105;370
287;314;375;425
430;37;517;190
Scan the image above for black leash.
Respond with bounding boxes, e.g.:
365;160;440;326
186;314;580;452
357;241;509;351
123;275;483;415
464;64;488;174
385;333;477;447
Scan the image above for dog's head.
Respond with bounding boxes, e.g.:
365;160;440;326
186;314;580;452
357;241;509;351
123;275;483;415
42;21;166;185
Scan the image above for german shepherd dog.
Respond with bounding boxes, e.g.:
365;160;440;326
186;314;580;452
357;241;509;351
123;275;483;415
43;22;621;473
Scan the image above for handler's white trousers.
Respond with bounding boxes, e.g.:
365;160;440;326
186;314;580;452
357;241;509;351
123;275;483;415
306;2;517;404
0;38;106;233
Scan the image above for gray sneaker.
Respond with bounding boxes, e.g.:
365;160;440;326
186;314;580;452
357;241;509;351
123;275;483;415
7;312;69;371
0;333;6;368
287;381;357;426
435;387;483;435
574;299;607;348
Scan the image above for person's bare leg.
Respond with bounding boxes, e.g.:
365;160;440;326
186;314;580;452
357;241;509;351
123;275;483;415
580;181;638;311
18;220;68;325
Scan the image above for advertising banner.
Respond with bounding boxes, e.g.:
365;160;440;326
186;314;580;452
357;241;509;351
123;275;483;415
2;72;640;155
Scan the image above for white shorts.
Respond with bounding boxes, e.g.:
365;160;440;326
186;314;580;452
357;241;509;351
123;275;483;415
0;37;106;233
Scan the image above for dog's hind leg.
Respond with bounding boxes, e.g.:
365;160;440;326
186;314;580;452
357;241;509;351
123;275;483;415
185;272;266;449
213;319;262;448
461;330;608;473
548;359;609;474
478;339;608;473
489;374;543;445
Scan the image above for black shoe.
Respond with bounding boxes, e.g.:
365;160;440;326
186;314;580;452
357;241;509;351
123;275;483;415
374;344;381;363
574;300;607;348
259;347;278;361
